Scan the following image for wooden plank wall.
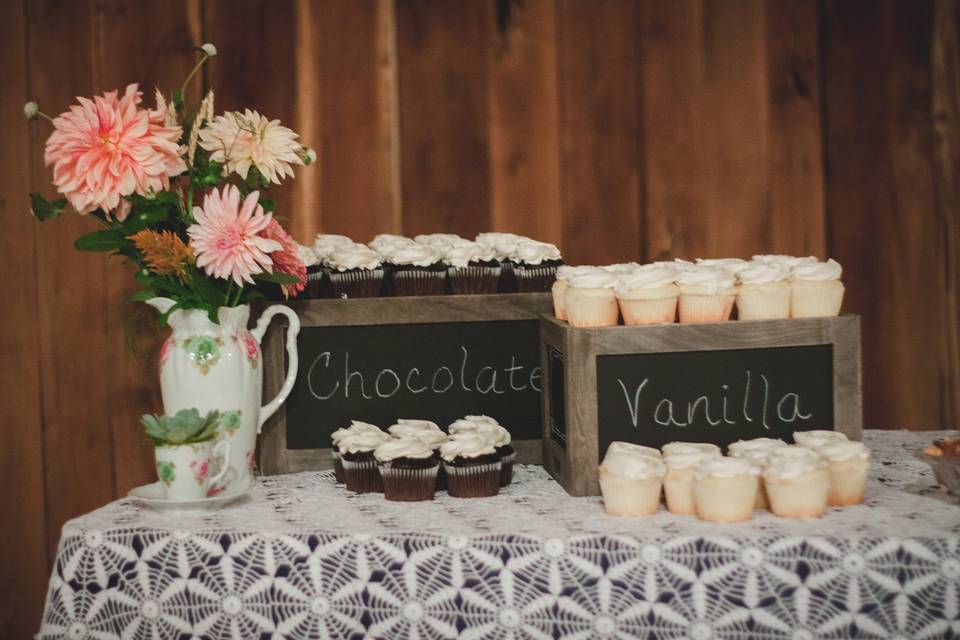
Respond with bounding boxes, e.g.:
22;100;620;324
1;0;957;635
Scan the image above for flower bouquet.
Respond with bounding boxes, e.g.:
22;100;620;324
25;43;313;323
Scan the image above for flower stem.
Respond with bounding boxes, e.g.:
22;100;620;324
177;52;211;108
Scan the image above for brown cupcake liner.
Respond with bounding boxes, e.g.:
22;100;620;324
379;463;439;501
391;269;447;297
329;269;384;298
331;449;344;483
514;264;559;292
499;451;516;488
447;265;502;295
444;461;502;498
341;457;383;493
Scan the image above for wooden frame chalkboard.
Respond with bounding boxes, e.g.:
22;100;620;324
540;314;862;496
259;293;552;475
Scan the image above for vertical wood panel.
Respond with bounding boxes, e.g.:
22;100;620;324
28;0;116;561
0;1;47;634
557;0;641;265
396;0;491;237
486;0;562;246
822;0;943;429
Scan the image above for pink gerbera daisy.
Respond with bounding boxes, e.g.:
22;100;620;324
188;185;281;285
43;83;186;220
259;219;307;298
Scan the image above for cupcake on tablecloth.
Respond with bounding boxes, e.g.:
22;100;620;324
449;415;515;487
338;429;393;493
615;264;680;325
510;240;563;292
389;419;448;489
326;243;385;298
564;269;621;327
762;446;830;518
693;457;761;522
441;432;502;498
789;259;845;317
598;442;666;516
662;447;722;515
551;265;596;320
374;437;440;502
383;243;447;296
444;241;501;294
815;440;870;506
676;265;737;323
330;420;385;483
736;261;791;320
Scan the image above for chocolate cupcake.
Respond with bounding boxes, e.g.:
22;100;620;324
329;421;384;483
449;416;515;487
338;430;392;493
444;241;501;294
375;437;440;501
388;419;448;490
297;244;327;299
476;232;526;293
326;243;385;298
440;433;502;498
510;240;563;292
383;244;447;296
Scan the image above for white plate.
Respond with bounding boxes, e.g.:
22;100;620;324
128;481;250;512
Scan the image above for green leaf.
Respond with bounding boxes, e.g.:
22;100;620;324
253;271;300;285
259;198;277;213
29;193;67;221
75;229;123;252
128;290;157;303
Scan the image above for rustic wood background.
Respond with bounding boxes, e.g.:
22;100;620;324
1;0;957;633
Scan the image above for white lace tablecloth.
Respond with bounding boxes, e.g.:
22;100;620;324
39;430;960;639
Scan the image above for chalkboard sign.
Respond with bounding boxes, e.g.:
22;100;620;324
286;320;542;449
259;293;552;475
596;345;834;457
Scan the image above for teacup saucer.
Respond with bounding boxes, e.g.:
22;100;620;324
128;481;250;512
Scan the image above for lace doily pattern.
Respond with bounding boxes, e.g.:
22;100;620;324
39;430;960;639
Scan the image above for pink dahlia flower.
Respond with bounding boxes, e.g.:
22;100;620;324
188;185;282;286
259;219;307;298
43;83;186;220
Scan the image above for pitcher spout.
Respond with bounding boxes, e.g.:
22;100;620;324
145;297;177;315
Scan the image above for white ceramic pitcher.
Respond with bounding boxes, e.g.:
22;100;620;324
148;298;300;494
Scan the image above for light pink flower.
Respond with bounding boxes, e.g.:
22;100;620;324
259;219;307;298
190;459;210;482
188;185;281;286
43;83;186;220
198;109;304;184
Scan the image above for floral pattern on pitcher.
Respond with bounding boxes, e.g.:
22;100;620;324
157;461;176;486
235;332;260;369
190;458;210;483
246;449;256;471
221;410;242;435
159;337;173;370
183;335;223;375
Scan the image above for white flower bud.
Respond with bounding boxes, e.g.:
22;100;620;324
200;43;218;58
24;101;39;120
303;147;317;166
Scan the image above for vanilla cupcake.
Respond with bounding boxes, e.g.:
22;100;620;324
727;437;788;457
598;447;667;516
511;240;563;292
326;243;385;298
763;447;829;518
444;241;501;294
790;259;844;318
384;243;447;296
663;449;722;514
793;430;848;448
607;441;662;459
676;266;737;323
552;266;595;320
338;429;393;493
330;421;384;483
615;265;680;325
564;270;621;327
693;457;761;522
441;433;502;498
816;440;870;506
736;261;791;320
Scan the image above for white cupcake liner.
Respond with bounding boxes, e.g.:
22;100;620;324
678;293;735;323
552;280;568;320
791;280;844;318
618;296;678;325
565;289;620;327
737;282;791;320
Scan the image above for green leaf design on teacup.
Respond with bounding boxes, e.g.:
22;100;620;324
157;461;176;486
221;410;241;434
183;335;222;374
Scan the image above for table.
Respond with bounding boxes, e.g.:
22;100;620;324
39;430;960;639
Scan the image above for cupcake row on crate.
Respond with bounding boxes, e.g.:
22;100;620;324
599;430;869;522
553;255;845;327
293;232;563;298
329;416;516;501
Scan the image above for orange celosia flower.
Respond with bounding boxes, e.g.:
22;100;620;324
131;229;195;281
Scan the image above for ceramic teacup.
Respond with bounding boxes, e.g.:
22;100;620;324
154;440;231;500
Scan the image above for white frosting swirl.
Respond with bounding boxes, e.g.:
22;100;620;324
696;258;749;275
816;440;869;462
447;417;510;446
443;241;497;267
790;259;842;281
567;270;620;290
326;244;383;271
556;265;597;281
737;261;790;284
671;259;696;271
694;456;761;480
675;266;736;293
331;421;383;446
374;437;435;462
511;240;562;265
607;442;662;458
440;433;498;461
388;420;446;447
662;442;721;457
384;243;442;267
793;430;848;448
369;234;416;254
463;415;500;427
615;265;678;292
727;438;788;456
297;244;319;268
752;255;818;269
763;447;827;480
475;233;529;261
312;234;355;260
414;233;470;250
337;430;392;454
600;449;667;480
602;262;642;274
664;450;721;470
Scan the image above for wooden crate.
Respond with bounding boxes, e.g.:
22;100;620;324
539;314;862;496
259;293;552;475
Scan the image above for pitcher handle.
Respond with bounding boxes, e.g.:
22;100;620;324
252;305;301;433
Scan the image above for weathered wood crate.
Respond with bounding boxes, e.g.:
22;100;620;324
259;293;552;475
539;314;862;496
